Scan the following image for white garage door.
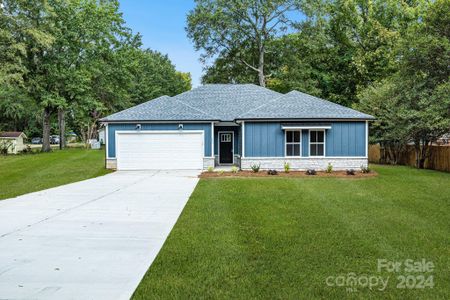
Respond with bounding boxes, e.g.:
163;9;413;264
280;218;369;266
116;131;204;170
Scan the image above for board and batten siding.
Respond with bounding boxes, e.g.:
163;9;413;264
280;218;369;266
244;121;366;157
107;123;212;158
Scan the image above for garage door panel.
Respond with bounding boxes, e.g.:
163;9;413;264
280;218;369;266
116;132;204;170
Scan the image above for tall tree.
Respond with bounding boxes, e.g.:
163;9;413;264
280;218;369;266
187;0;302;87
358;0;450;168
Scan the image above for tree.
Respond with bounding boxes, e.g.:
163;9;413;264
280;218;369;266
187;0;302;87
357;0;450;168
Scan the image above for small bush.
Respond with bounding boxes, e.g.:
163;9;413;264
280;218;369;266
231;166;239;173
284;162;290;173
305;169;316;175
218;170;225;175
250;163;260;173
346;169;356;175
267;169;278;175
207;166;214;172
360;165;371;173
0;140;13;155
21;145;37;155
326;163;333;173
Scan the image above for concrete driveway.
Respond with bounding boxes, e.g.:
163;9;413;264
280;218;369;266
0;170;200;300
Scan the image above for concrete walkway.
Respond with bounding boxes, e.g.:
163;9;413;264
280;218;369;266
0;170;200;300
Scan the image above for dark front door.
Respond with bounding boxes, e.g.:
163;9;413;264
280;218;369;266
219;132;233;164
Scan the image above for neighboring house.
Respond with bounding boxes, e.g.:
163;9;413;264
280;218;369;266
101;84;374;171
98;127;106;145
435;133;450;146
0;132;27;154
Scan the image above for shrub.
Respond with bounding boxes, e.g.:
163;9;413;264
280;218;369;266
0;140;13;155
305;169;317;175
360;165;371;173
326;163;333;173
218;170;225;175
207;166;214;172
267;169;278;175
284;162;290;173
250;163;260;173
346;169;356;175
20;145;34;155
231;166;239;173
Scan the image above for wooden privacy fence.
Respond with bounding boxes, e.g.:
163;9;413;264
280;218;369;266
369;144;450;172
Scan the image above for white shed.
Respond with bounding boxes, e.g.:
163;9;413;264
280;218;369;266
0;132;27;154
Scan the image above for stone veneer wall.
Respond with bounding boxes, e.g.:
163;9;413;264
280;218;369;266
106;159;117;169
203;157;215;169
106;158;214;170
241;157;368;171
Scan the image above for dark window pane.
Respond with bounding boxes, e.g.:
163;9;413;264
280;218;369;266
287;144;293;156
317;131;324;142
287;131;293;143
310;131;317;142
294;131;300;142
317;144;324;156
293;144;300;156
310;144;316;156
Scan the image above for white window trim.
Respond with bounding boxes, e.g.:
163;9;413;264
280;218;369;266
211;122;215;158
365;120;368;157
242;121;245;158
285;130;302;158
309;129;326;157
218;131;234;165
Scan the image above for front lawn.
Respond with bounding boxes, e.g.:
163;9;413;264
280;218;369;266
134;165;450;299
0;148;110;200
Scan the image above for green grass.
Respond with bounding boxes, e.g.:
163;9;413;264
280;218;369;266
0;148;110;200
134;165;450;299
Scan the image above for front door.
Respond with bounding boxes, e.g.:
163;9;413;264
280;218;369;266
219;132;233;164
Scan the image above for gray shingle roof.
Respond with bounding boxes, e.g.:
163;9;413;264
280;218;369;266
102;95;216;121
237;91;374;120
102;85;374;122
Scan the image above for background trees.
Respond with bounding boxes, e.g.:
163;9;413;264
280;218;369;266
186;0;303;87
188;0;449;168
0;0;191;150
358;0;450;168
1;0;448;168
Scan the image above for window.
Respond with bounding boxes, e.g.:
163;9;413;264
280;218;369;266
220;133;232;142
310;130;325;156
285;131;301;156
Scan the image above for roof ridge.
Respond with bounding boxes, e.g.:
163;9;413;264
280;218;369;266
237;92;287;118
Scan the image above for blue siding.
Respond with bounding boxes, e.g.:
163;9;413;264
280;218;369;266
107;123;212;158
244;122;285;157
214;126;240;156
325;122;366;156
245;121;366;157
302;130;309;157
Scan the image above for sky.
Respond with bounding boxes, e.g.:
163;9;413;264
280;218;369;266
118;0;203;87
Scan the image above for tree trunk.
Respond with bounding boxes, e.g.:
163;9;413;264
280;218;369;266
258;44;265;87
414;138;428;169
42;107;52;152
58;108;66;149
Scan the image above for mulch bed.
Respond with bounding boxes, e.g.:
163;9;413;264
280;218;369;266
199;170;378;178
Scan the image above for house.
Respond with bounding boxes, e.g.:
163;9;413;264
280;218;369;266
0;132;27;154
100;84;374;171
98;127;106;145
